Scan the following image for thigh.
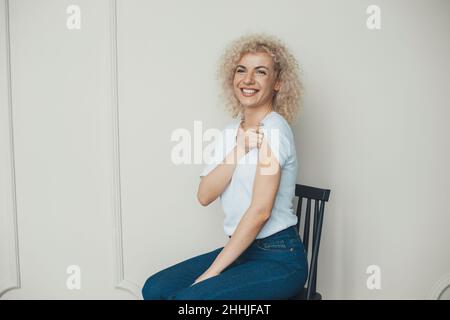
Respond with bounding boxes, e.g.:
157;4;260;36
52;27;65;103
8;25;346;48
170;258;307;300
142;246;223;300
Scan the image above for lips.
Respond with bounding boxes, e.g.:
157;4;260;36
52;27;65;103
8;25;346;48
240;88;259;97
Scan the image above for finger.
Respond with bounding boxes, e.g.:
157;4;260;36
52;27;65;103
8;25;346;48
257;135;263;147
258;122;264;132
258;125;265;137
245;130;256;139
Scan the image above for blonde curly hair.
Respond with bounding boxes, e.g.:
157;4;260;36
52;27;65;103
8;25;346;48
217;33;303;125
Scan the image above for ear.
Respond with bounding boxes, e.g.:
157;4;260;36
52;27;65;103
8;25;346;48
274;79;282;92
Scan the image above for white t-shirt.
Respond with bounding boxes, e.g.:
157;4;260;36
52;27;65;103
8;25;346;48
199;111;298;239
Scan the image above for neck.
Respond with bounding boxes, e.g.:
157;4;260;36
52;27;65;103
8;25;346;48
242;104;273;127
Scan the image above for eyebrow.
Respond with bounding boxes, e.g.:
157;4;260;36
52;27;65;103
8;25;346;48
236;65;270;70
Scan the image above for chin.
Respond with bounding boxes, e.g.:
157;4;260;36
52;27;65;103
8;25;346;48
238;100;259;108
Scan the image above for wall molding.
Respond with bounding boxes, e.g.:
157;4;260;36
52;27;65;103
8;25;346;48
0;0;21;299
109;0;140;299
429;273;450;300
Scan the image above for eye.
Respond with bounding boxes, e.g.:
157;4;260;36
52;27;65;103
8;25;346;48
256;70;267;75
236;68;245;73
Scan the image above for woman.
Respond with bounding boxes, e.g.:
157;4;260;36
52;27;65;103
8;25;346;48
142;33;307;300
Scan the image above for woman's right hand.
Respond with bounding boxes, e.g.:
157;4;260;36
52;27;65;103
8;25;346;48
236;121;264;154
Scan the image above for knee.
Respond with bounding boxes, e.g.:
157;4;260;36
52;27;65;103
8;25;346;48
142;274;164;300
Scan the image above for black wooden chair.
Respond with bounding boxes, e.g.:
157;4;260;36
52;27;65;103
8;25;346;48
289;184;331;300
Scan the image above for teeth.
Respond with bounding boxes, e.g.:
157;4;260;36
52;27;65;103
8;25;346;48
242;89;257;94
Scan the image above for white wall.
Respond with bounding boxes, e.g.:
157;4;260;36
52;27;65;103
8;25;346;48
0;0;133;299
1;0;449;299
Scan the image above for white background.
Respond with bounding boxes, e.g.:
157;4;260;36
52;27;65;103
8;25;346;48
1;0;449;299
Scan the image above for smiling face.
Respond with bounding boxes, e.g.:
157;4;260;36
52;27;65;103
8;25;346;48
233;51;281;110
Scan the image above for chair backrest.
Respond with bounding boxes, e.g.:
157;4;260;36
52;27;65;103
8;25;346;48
294;184;331;300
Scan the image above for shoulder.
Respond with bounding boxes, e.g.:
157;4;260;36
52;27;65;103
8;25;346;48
261;111;296;167
262;111;294;141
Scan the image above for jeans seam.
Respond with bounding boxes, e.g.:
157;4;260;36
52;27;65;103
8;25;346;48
255;239;302;252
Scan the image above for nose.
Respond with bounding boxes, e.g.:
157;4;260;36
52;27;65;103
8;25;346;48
243;71;255;85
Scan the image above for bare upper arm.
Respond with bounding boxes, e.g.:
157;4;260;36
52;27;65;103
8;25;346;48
250;138;281;217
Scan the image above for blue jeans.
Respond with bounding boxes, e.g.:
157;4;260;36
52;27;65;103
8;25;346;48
142;225;308;300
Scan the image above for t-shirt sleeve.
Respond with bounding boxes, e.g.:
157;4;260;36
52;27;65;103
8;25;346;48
260;124;292;168
199;129;226;177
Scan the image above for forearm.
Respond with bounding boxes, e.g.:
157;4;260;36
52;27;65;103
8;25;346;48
197;145;246;206
206;206;270;275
